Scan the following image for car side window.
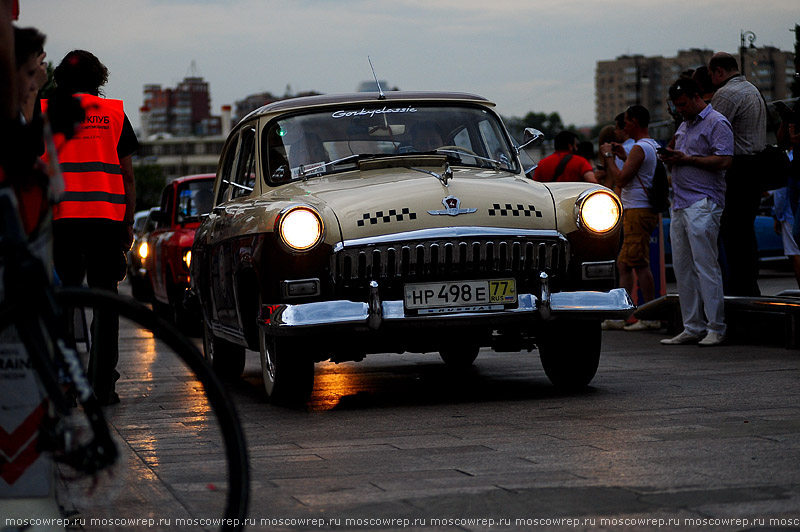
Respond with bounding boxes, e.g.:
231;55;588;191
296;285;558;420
231;127;256;200
217;132;239;204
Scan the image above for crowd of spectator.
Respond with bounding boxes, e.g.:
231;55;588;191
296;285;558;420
540;53;799;346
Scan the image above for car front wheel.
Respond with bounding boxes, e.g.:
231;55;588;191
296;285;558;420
259;331;314;405
537;320;601;391
202;319;246;380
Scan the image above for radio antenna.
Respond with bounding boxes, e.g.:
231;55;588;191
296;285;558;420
368;56;386;100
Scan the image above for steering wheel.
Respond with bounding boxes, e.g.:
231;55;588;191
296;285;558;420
435;145;480;157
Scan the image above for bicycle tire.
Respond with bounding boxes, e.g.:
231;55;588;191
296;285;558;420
54;287;250;531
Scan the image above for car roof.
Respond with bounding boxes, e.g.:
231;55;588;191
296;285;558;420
170;173;216;185
241;91;495;124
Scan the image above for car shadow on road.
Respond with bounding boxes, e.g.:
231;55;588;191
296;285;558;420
229;351;599;412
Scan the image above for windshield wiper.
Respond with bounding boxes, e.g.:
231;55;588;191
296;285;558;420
432;148;512;172
296;153;375;179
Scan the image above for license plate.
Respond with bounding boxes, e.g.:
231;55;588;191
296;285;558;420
404;279;516;310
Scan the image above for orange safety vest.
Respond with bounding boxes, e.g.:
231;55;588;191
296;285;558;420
41;95;127;222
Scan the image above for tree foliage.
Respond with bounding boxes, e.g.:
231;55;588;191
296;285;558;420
503;111;578;144
134;164;165;212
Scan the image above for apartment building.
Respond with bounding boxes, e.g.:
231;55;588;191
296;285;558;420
596;47;795;127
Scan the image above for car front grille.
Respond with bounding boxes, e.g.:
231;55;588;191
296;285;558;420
331;229;568;288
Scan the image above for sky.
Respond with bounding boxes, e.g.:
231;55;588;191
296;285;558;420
17;0;798;133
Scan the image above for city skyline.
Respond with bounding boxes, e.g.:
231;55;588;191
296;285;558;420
17;1;797;132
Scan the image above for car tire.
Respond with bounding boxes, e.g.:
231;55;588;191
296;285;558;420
537;320;601;391
259;332;314;406
202;319;246;380
170;284;199;336
439;345;480;368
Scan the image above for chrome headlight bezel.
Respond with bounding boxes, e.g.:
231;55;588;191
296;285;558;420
574;188;622;235
276;205;325;252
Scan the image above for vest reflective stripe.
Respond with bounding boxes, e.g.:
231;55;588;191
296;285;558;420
42;95;127;222
60;191;127;204
60;161;123;175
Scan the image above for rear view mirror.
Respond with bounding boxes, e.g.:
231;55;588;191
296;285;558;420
517;128;544;152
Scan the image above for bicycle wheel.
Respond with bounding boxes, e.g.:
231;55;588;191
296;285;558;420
53;288;249;531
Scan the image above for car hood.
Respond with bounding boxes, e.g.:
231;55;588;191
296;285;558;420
270;166;559;243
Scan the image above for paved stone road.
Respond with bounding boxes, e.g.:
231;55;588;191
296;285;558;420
55;271;800;532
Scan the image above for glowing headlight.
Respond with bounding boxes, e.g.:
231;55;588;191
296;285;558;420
183;249;192;269
137;241;149;259
577;190;621;234
278;206;324;251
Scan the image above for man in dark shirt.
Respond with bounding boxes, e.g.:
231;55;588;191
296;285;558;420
709;52;767;296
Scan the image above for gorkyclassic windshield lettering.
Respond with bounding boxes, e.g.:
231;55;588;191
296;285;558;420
331;106;418;119
190;91;633;405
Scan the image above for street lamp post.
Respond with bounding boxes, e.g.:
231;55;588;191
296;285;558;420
740;30;756;77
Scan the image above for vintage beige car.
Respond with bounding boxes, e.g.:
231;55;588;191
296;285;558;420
190;91;634;404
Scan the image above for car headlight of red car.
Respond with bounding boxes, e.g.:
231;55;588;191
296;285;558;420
277;205;324;251
575;189;622;235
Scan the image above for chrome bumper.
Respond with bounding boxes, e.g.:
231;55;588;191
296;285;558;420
262;275;634;336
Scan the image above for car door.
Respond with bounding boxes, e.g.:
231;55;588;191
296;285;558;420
207;125;258;335
207;131;240;330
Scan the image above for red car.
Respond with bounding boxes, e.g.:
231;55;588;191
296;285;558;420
145;174;215;330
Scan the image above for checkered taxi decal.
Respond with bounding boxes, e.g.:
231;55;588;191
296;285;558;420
488;203;543;218
357;208;417;227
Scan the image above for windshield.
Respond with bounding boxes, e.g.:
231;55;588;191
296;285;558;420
175;179;215;223
262;103;519;185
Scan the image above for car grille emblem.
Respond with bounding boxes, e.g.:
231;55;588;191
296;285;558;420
427;195;477;216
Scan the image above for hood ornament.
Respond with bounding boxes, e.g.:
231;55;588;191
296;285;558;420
427;195;477;216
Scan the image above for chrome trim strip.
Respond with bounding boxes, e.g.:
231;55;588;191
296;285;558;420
265;288;635;335
333;227;565;252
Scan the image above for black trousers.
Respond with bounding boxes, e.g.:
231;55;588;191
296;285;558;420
720;155;761;297
53;219;127;401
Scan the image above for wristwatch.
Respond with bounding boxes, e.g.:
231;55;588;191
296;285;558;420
604;151;614;158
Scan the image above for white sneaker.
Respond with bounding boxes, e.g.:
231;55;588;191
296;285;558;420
602;319;626;330
623;320;662;331
660;330;703;345
698;331;726;347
